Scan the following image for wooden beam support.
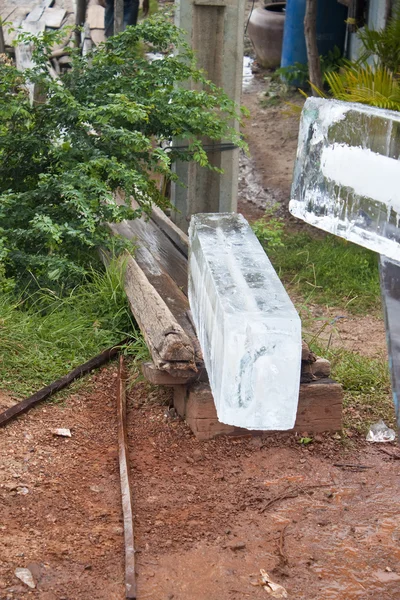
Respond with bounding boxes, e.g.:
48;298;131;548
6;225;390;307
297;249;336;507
124;254;196;372
174;379;343;440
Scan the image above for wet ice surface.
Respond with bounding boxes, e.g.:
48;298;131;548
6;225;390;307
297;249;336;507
290;97;400;431
189;213;301;430
290;97;400;261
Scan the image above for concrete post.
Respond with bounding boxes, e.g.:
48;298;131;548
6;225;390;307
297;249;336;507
171;0;245;232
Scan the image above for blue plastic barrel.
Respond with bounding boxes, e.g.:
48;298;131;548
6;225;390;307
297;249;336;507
281;0;348;69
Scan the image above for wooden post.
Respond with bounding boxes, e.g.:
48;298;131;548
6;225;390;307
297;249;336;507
75;0;86;47
114;0;124;34
171;0;246;232
304;0;323;95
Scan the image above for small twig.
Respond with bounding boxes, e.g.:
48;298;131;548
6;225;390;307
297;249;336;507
260;484;332;513
377;447;400;460
260;490;299;513
333;463;372;470
278;525;289;565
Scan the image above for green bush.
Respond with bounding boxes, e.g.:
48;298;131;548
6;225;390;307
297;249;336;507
0;18;245;289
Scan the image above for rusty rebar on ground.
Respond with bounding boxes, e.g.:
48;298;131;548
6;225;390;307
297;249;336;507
0;339;129;427
117;356;137;599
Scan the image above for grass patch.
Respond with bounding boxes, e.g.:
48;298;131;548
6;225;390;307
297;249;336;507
259;226;381;313
310;341;394;432
0;260;146;398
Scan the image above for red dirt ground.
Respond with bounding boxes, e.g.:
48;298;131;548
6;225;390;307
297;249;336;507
1;367;399;600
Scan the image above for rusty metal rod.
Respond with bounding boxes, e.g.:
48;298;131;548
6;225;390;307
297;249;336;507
0;339;129;427
117;356;137;599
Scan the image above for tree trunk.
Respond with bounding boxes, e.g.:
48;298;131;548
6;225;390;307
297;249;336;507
0;23;5;55
304;0;323;95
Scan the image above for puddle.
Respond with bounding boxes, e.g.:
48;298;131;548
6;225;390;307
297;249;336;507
238;152;278;211
242;56;255;91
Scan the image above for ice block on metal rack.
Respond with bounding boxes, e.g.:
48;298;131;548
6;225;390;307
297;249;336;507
188;213;301;430
290;97;400;261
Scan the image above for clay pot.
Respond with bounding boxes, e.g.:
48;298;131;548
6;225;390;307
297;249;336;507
247;3;286;69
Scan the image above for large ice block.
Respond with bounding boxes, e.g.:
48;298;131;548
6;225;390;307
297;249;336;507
290;97;400;261
188;213;302;430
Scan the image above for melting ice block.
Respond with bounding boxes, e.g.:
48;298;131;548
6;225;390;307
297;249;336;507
290;97;400;261
188;213;302;430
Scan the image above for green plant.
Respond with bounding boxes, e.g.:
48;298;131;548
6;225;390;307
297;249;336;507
0;259;148;397
276;62;309;89
357;2;400;74
266;230;381;313
0;18;246;290
308;5;400;110
299;436;313;445
252;207;284;250
315;63;400;111
275;47;345;90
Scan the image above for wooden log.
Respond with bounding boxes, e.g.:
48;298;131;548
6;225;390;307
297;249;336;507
116;357;136;599
141;361;203;385
174;379;343;440
124;254;196;371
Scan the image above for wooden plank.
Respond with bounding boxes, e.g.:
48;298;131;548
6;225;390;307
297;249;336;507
110;222;202;365
124;254;196;371
3;7;31;46
111;212;188;293
25;5;46;22
25;0;54;22
116;357;136;599
150;204;189;257
87;4;104;29
43;7;66;28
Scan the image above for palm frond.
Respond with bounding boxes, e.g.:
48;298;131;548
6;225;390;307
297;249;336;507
324;64;400;111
